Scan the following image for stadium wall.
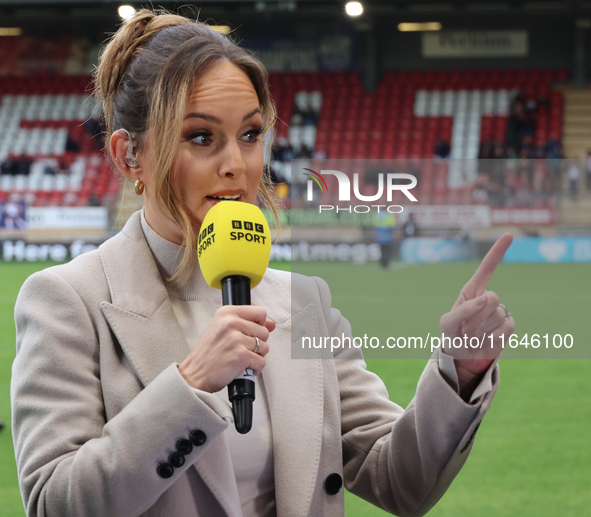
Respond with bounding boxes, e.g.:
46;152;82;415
379;21;574;72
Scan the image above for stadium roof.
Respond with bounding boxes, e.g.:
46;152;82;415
1;0;591;12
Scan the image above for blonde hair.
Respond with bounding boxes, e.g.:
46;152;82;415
95;9;279;284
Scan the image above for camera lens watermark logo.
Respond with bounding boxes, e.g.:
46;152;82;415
302;168;329;193
302;169;418;213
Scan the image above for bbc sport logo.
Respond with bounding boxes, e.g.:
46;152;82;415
231;220;265;233
302;169;418;214
199;223;214;244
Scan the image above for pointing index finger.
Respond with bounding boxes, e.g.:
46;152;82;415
468;233;513;294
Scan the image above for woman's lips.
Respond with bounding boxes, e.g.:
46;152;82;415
205;195;243;205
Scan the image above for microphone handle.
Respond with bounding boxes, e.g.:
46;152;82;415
222;275;251;305
222;275;255;434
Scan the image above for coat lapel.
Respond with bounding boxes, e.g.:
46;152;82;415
98;212;242;517
254;277;325;517
98;212;191;387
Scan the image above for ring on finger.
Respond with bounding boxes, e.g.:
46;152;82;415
254;336;260;353
499;303;510;319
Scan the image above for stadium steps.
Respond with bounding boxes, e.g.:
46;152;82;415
559;194;591;225
561;88;591;158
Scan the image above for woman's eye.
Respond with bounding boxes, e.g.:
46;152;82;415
242;129;261;143
189;132;212;146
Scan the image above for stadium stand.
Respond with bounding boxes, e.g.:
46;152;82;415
0;75;118;208
0;68;569;211
269;68;568;208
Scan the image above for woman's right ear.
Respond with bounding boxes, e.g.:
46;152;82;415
110;129;142;181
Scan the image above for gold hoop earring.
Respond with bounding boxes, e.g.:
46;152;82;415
134;179;145;196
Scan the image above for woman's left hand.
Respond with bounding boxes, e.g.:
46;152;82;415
438;233;515;401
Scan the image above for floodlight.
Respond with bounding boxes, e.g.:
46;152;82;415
118;5;136;20
345;2;363;16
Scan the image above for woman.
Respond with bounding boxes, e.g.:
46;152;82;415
11;9;515;517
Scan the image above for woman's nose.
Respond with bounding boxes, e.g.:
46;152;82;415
218;139;246;178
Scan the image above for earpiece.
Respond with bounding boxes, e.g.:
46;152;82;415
119;128;138;167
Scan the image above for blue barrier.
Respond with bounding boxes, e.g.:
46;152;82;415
503;237;591;263
400;238;475;263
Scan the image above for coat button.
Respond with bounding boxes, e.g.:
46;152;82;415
157;462;174;479
189;430;206;446
325;473;343;495
169;451;185;468
176;438;193;456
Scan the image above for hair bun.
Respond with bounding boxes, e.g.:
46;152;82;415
94;9;192;136
95;9;191;112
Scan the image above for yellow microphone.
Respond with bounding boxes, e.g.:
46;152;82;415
198;200;271;434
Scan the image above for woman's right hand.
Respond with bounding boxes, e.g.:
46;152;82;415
178;305;275;393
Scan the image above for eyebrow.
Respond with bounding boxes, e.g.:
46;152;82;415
183;108;261;124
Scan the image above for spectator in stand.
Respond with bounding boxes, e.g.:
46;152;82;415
16;155;32;176
472;170;490;204
1;200;26;229
506;101;521;150
434;139;450;159
488;180;506;206
295;143;312;160
270;136;299;194
478;139;494;159
525;98;537;114
505;146;518;159
586;150;591;190
301;108;317;126
546;140;563;159
520;136;535;158
518;150;534;183
290;112;303;127
57;160;70;175
85;114;105;150
292;95;318;126
84;115;101;140
568;161;580;201
277;139;295;163
65;134;80;153
502;171;518;205
270;139;283;163
88;193;102;207
0;158;13;176
532;164;546;204
493;142;505;159
545;141;563;194
41;157;59;175
506;92;537;154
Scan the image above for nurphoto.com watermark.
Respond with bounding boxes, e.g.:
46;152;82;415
301;332;577;355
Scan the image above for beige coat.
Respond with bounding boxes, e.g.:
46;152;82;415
11;211;498;517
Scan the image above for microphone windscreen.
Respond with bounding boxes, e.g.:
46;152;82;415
198;201;271;289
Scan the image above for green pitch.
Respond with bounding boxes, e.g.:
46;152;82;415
1;260;590;516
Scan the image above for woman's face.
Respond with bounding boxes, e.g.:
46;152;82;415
142;60;265;243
